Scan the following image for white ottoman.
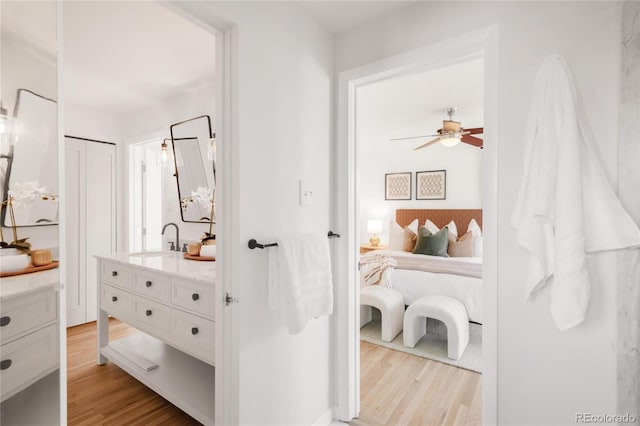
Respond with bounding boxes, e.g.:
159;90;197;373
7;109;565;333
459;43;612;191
403;295;469;360
360;286;404;342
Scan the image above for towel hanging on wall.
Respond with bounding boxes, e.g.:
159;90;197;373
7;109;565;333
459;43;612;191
267;233;333;334
511;55;640;331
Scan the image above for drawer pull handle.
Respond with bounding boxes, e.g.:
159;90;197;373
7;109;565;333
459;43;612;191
112;271;118;277
192;293;200;301
191;327;199;335
0;359;12;370
146;309;152;317
112;296;118;302
145;281;152;288
0;316;10;327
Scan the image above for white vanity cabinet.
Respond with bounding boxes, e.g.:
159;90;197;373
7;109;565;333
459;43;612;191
0;270;59;402
96;253;216;425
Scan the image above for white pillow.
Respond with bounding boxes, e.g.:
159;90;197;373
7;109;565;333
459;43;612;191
425;219;458;240
467;219;483;257
388;219;418;250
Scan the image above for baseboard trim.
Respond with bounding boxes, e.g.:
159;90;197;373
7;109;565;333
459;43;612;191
312;407;335;426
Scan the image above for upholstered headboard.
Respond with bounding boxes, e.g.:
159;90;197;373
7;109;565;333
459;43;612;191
396;209;482;230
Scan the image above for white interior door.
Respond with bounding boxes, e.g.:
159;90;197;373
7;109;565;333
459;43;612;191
65;137;116;327
65;137;86;327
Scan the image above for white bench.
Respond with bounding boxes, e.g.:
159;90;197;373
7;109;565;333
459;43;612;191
360;286;404;342
403;295;469;360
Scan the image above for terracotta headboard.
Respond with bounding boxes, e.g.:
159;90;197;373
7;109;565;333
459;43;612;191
396;209;482;230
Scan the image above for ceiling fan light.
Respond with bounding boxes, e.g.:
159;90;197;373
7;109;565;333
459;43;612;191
439;133;461;147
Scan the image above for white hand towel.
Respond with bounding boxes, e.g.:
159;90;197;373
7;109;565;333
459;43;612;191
267;233;333;334
512;55;640;331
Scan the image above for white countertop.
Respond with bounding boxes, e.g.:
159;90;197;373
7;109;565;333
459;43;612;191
96;251;216;284
0;269;59;300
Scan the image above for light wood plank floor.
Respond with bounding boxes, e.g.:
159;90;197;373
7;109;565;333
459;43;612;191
67;319;201;426
68;321;480;425
351;341;482;426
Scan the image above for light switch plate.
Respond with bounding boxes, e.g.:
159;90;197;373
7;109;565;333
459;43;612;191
299;180;316;206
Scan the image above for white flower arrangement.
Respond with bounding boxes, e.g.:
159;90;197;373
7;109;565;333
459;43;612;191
1;181;59;253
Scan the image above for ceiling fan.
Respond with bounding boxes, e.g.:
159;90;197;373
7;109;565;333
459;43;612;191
390;107;484;150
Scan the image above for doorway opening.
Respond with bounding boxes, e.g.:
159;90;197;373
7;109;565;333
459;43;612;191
62;1;236;424
354;57;484;425
333;28;499;425
129;139;163;252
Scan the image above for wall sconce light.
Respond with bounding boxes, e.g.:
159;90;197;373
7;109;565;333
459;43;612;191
0;101;15;159
161;138;169;163
207;133;216;162
367;219;382;247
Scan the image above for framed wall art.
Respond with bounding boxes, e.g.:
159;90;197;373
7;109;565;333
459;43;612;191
385;172;412;200
416;170;446;200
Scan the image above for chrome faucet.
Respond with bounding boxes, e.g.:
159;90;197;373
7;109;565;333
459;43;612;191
161;222;180;251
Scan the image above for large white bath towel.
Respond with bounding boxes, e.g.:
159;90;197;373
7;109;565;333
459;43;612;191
512;55;640;331
267;233;333;334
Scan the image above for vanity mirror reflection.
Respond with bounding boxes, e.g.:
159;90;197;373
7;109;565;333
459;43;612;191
170;115;216;227
0;1;60;424
1;89;58;228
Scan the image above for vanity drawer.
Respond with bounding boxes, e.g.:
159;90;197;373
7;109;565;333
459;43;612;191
171;279;215;320
100;261;132;289
100;284;132;320
0;288;57;345
171;309;215;365
133;296;170;331
133;270;170;303
1;323;59;402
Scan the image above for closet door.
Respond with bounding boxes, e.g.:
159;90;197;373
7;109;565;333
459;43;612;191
85;142;116;323
65;138;116;326
65;138;87;327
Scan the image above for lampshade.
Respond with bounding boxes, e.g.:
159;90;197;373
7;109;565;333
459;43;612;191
367;219;382;234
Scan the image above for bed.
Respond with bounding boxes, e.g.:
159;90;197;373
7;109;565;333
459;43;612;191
366;209;483;323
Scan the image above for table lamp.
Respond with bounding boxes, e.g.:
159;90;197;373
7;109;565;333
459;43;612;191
367;219;382;247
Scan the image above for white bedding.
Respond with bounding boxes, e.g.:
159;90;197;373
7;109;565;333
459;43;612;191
367;250;483;323
391;269;483;323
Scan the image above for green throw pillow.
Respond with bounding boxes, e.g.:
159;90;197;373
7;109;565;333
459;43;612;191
412;226;450;257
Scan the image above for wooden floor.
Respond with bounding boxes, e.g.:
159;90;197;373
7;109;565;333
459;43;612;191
68;321;480;426
67;319;201;426
351;341;482;426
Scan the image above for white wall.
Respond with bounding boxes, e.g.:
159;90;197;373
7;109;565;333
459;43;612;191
337;2;622;425
169;2;334;425
64;103;123;143
120;85;215;249
359;143;482;244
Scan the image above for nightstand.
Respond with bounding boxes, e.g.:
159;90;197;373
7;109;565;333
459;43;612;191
360;244;388;254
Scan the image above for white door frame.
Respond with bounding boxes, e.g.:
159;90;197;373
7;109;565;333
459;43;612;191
333;26;500;425
156;4;239;425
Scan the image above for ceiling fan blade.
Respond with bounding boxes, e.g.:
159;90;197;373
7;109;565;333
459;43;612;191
461;134;483;148
390;134;440;141
413;137;441;150
464;127;484;135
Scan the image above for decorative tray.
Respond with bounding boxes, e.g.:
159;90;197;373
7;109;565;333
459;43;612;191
183;253;215;262
0;261;60;278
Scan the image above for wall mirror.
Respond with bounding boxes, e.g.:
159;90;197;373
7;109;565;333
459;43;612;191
170;115;216;224
1;89;59;228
